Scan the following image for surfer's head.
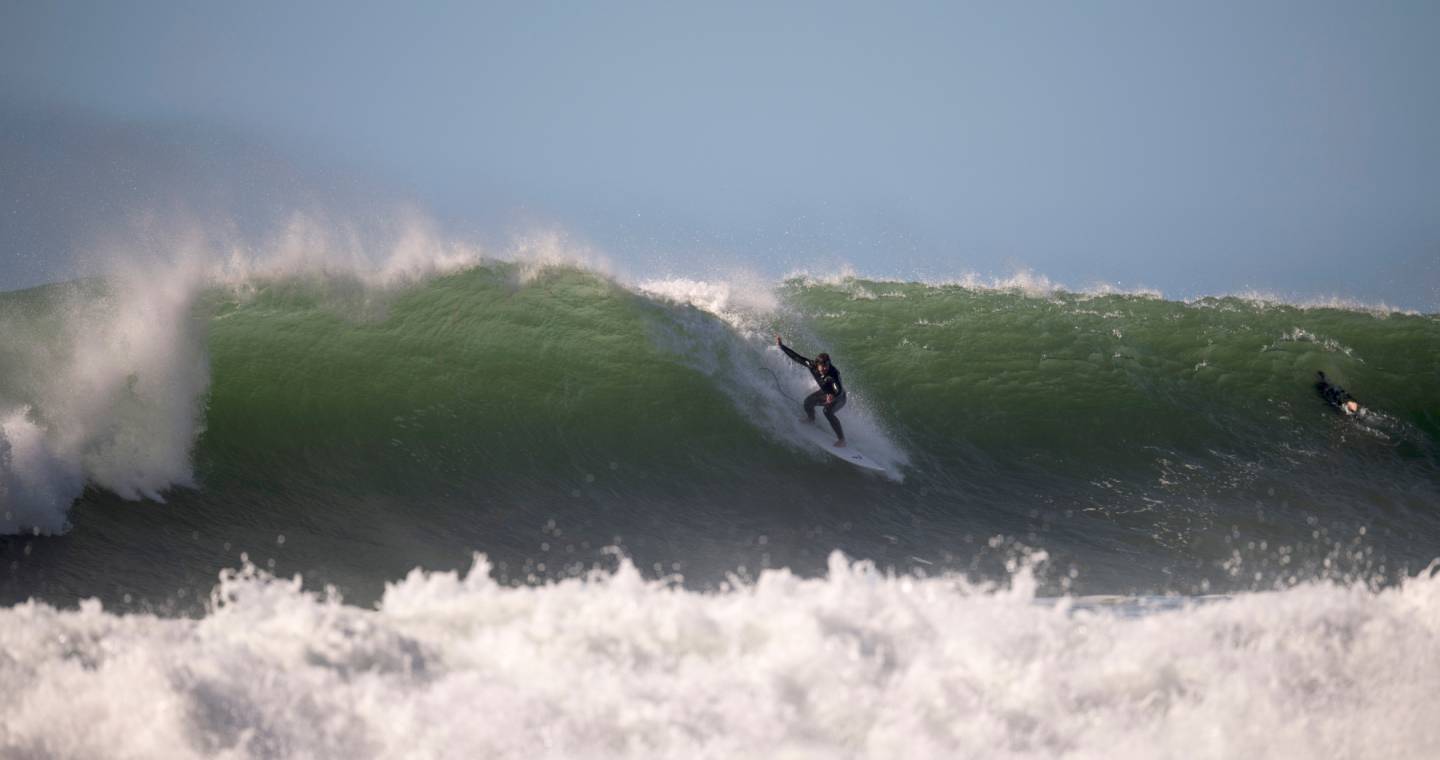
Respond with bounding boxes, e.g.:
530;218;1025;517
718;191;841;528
1345;400;1360;414
816;352;831;367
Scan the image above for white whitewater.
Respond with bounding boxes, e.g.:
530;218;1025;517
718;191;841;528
2;552;1437;759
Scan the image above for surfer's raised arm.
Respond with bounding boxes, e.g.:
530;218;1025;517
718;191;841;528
775;336;812;367
776;336;848;448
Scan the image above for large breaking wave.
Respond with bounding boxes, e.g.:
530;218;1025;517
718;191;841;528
1;250;1438;597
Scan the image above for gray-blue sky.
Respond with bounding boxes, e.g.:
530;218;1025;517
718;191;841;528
3;1;1438;307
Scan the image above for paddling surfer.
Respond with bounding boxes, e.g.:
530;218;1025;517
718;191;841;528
1315;371;1363;416
776;336;847;447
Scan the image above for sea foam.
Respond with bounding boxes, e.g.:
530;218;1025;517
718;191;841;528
0;261;209;533
1;551;1436;759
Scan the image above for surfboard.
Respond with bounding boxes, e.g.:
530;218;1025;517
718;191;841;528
796;422;889;473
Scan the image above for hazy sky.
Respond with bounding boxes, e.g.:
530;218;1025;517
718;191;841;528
3;1;1438;306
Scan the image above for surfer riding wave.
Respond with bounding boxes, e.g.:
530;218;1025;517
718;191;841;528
776;336;847;447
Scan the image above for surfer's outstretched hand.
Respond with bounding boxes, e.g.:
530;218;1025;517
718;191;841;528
775;335;783;346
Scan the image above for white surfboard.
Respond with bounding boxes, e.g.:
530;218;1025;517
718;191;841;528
796;422;890;474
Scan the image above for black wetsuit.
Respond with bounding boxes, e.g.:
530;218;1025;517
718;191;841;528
779;343;847;440
1315;371;1360;415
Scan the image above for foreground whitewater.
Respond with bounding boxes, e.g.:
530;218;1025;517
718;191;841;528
3;552;1438;759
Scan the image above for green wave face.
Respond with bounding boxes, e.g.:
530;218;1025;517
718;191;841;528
781;280;1440;468
204;270;1440;473
200;266;735;483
